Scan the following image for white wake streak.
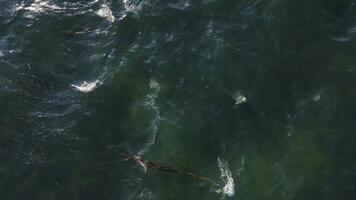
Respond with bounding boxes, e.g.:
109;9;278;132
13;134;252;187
217;157;235;197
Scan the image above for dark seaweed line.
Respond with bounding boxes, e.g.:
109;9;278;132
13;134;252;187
119;152;218;187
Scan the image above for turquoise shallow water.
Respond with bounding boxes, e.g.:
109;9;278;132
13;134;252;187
1;0;356;199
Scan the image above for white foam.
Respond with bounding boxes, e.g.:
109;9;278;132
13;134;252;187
233;92;247;105
137;188;154;200
217;157;235;197
97;4;115;23
24;0;63;18
120;0;143;20
15;2;25;12
133;155;148;172
19;0;101;18
313;94;321;102
123;0;137;13
138;78;161;156
71;80;101;93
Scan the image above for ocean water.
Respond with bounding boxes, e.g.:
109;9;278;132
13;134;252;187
1;0;356;199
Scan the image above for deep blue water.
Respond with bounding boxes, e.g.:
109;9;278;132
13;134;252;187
1;0;356;199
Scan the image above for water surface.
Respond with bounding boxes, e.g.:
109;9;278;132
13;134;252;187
1;0;356;199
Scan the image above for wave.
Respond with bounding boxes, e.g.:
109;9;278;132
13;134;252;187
123;0;142;14
330;23;356;43
27;89;83;141
97;3;115;23
15;0;100;18
167;1;191;10
22;0;63;18
232;92;247;105
71;80;102;93
7;0;141;23
216;157;235;198
120;0;144;20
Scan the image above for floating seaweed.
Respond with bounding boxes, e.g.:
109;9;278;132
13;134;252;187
119;152;218;187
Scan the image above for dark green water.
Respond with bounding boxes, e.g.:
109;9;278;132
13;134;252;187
1;0;356;199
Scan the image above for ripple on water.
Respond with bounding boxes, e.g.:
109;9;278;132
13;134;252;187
120;0;145;19
331;23;356;43
167;0;191;10
138;78;161;156
27;89;83;142
332;35;352;42
22;0;62;18
16;0;100;18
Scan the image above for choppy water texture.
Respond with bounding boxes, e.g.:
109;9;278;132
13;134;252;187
1;0;356;199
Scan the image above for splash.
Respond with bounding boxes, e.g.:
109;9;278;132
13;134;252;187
217;157;235;197
133;154;148;172
233;92;247;105
97;4;115;23
71;80;101;93
138;78;161;156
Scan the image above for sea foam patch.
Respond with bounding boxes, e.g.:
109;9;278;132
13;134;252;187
24;0;62;18
217;157;235;197
97;4;115;23
71;80;101;93
119;0;144;20
123;0;139;13
19;0;101;18
138;78;161;156
137;188;154;200
233;92;247;105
